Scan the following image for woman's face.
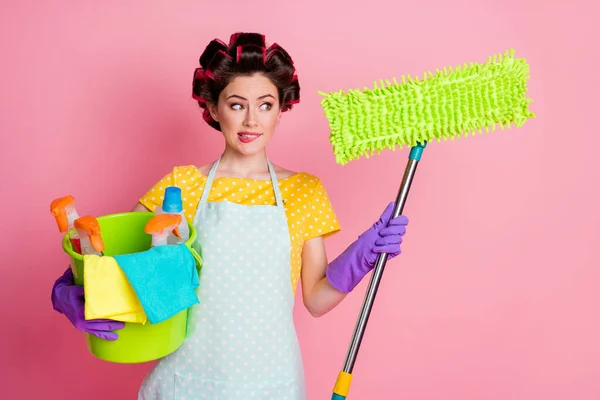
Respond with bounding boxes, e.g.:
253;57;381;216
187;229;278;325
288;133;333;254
209;73;281;156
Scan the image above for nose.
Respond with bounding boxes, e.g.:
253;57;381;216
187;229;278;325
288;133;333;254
244;108;257;128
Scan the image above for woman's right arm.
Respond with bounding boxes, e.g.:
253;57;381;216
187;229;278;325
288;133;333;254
131;202;151;212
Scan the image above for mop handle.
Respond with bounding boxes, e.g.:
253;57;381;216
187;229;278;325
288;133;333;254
332;142;426;400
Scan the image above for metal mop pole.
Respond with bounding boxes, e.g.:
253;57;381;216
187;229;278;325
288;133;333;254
331;142;426;400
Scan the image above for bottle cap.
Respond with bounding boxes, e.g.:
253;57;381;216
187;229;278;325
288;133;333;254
162;186;183;213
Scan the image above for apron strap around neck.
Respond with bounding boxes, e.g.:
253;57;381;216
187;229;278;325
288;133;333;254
267;159;284;209
198;157;220;209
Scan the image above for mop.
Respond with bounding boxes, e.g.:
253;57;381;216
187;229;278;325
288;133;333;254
318;48;535;399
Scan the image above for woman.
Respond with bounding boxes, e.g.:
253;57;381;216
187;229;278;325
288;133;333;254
51;32;409;399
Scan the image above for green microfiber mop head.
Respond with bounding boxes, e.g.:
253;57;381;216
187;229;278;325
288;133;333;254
319;49;535;165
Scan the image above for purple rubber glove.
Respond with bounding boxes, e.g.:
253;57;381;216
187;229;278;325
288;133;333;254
51;267;125;341
326;202;409;293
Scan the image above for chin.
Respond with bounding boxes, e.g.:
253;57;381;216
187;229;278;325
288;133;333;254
233;143;266;156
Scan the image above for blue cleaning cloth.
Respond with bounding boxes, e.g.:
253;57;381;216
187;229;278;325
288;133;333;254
114;244;200;324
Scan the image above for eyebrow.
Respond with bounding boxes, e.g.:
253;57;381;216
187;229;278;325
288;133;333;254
226;94;276;101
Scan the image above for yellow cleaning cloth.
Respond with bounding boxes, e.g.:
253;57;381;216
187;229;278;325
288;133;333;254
83;254;148;324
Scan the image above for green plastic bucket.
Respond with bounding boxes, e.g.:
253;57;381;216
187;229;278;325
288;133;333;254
62;212;199;364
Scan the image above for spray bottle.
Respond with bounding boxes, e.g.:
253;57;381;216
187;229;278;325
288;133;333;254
73;216;104;256
144;214;182;247
155;186;189;244
50;195;82;253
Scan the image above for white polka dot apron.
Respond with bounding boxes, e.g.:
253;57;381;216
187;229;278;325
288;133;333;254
138;157;306;400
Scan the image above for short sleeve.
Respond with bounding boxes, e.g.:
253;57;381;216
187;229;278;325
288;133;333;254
303;179;341;241
139;171;174;213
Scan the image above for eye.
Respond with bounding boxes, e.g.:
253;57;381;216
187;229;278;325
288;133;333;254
230;103;243;110
260;102;272;111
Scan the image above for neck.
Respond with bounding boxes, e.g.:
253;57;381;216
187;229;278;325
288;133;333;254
218;145;269;179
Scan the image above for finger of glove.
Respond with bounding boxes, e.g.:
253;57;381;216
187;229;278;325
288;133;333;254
388;215;409;226
87;329;119;341
374;202;396;229
375;235;402;246
379;225;406;237
373;244;401;255
83;320;126;331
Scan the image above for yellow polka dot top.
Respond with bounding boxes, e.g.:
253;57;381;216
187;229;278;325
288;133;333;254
139;165;341;294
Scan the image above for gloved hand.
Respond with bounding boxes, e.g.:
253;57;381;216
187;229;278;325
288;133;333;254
326;202;409;293
51;267;125;340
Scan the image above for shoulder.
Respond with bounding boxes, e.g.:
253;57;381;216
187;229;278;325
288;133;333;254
196;163;212;177
270;163;322;183
171;165;204;178
289;171;320;185
157;165;206;189
272;164;299;180
283;171;328;198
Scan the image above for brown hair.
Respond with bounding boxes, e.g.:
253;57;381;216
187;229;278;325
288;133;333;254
192;32;299;131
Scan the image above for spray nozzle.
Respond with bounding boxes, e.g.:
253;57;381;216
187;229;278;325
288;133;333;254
145;214;183;246
50;195;80;232
74;216;104;253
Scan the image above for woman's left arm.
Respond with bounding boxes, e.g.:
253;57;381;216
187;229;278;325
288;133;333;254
300;236;347;318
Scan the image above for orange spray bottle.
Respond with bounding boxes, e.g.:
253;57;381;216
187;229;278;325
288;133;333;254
50;195;82;253
73;216;105;256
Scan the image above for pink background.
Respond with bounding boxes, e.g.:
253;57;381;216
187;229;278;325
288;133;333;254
1;0;598;398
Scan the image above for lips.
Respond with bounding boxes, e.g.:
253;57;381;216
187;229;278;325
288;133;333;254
237;131;262;143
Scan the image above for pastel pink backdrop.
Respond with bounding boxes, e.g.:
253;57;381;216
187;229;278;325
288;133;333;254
1;0;598;398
